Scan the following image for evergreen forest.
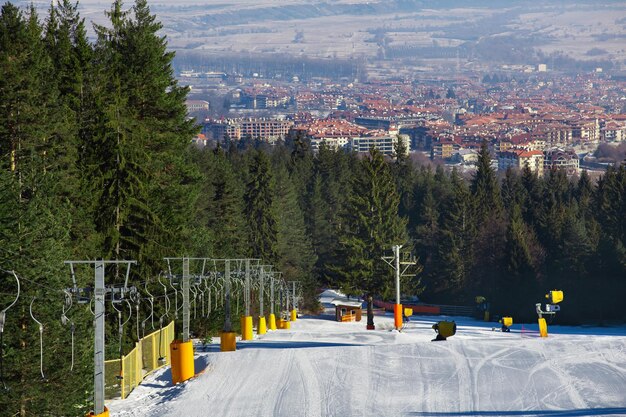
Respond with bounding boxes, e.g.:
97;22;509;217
0;1;625;415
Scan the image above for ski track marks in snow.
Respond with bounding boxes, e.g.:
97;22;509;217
109;292;626;417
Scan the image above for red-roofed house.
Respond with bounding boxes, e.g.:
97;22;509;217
498;149;544;176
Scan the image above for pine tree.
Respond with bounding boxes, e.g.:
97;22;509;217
245;150;277;261
499;204;541;320
315;145;355;284
44;0;98;257
501;167;526;212
199;146;246;257
273;165;317;310
504;205;534;273
471;140;502;223
392;136;415;219
470;141;505;296
575;170;594;221
306;173;335;285
437;169;476;301
287;129;314;211
333;148;408;327
590;165;626;320
0;5;91;415
87;0;199;274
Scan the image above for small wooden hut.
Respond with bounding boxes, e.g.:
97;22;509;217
330;298;363;322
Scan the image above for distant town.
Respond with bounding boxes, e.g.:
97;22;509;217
183;65;626;178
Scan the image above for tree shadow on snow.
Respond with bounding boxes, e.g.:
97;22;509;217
149;355;211;384
237;340;359;350
302;313;341;321
407;408;626;416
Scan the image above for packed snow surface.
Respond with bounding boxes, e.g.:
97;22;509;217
109;290;626;417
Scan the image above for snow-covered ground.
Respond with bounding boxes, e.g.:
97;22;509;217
109;290;626;417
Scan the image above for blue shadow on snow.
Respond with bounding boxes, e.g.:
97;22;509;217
407;408;626;416
236;340;359;350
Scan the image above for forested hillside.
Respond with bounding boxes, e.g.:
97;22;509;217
0;1;625;415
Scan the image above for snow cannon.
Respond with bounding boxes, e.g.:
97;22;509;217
475;296;490;321
535;290;564;338
547;290;563;305
499;316;513;332
432;320;456;341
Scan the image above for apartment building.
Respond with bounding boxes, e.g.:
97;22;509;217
498;149;544;176
185;100;210;113
544;147;579;176
350;134;410;156
432;140;460;160
204;118;293;143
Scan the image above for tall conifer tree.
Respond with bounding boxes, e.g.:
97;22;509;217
245;150;277;261
334;148;409;327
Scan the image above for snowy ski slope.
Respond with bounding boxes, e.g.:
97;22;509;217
109;290;626;417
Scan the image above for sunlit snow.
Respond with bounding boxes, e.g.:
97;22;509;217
109;290;626;417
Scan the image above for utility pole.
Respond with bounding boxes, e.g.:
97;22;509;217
215;258;259;350
182;258;190;341
257;265;271;335
64;260;135;417
394;245;401;307
165;257;207;343
285;280;299;322
382;245;418;331
224;259;232;332
259;267;264;318
244;258;250;318
164;257;212;384
269;271;278;330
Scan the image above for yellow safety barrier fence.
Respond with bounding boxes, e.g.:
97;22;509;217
105;321;175;399
340;313;355;322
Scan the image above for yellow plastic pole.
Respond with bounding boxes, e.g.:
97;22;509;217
269;313;277;331
87;406;110;417
242;316;253;340
290;309;297;322
220;332;237;351
121;357;126;399
258;316;267;335
170;340;195;384
538;318;548;337
151;333;157;370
